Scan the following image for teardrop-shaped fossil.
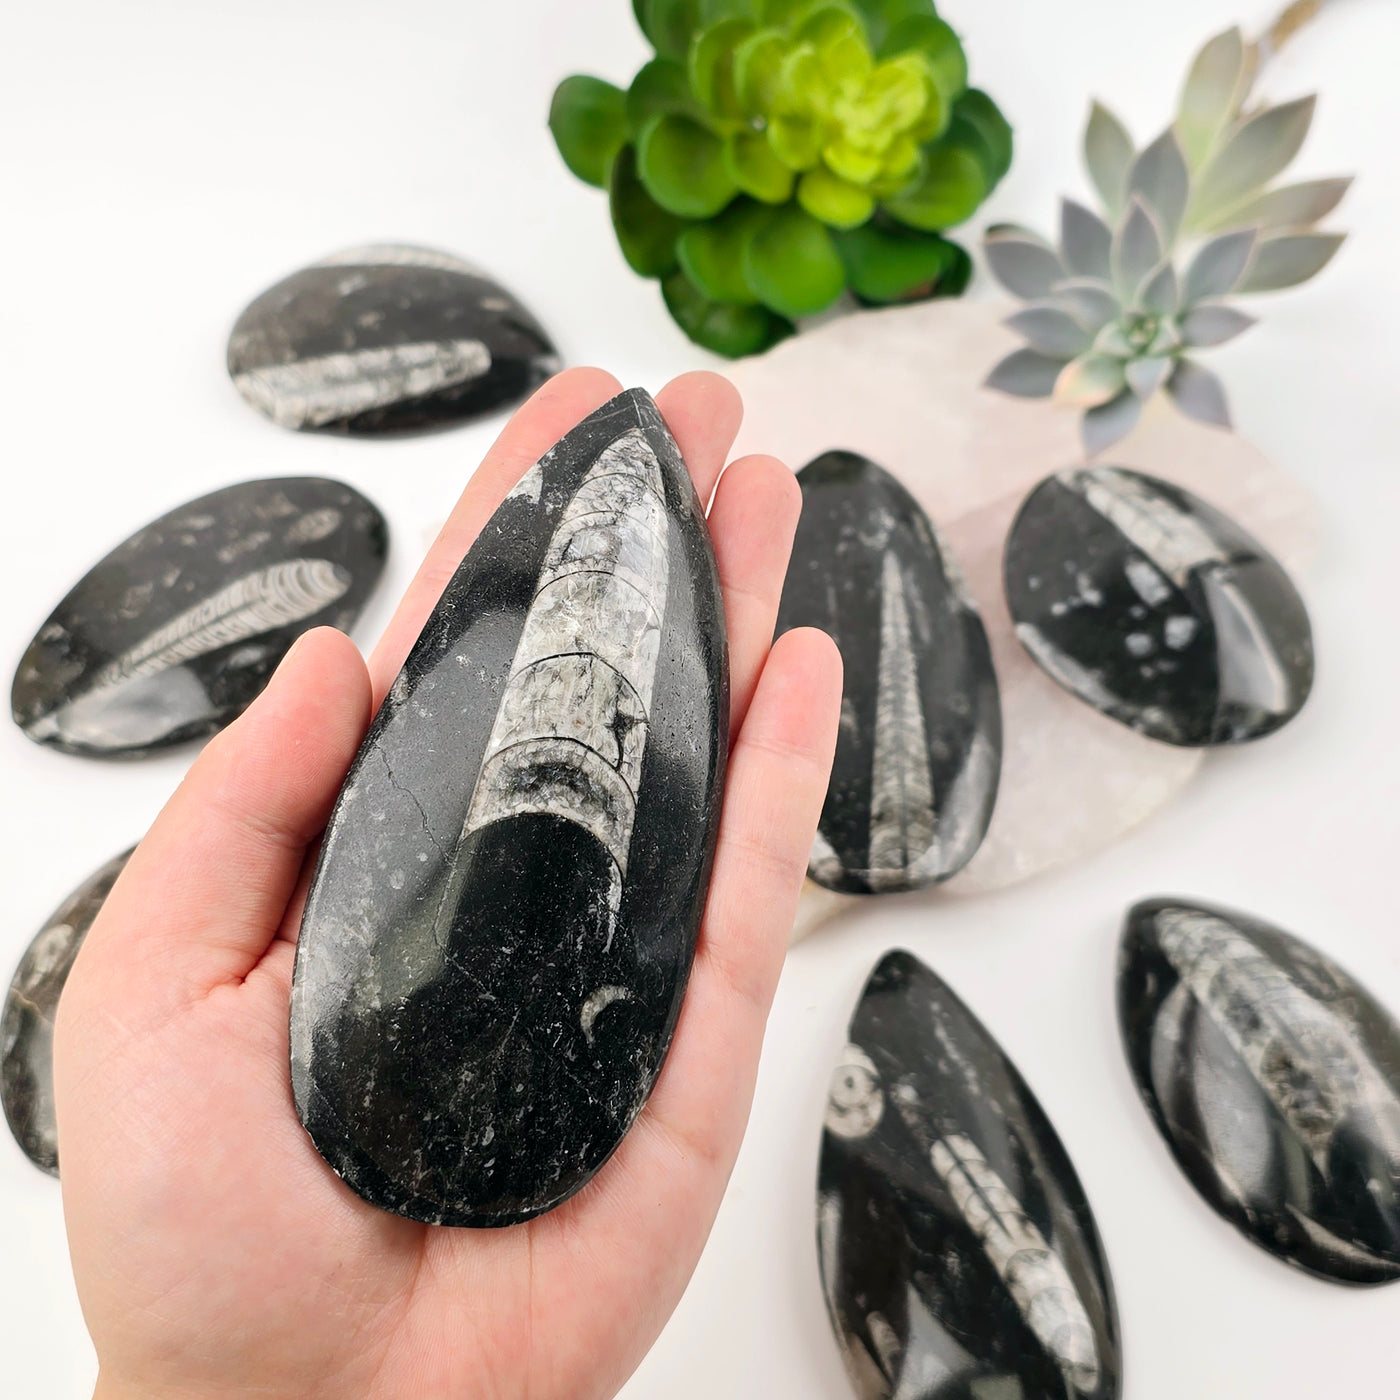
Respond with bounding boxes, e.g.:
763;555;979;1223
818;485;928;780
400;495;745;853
11;477;388;758
291;389;728;1227
776;452;1001;894
819;949;1121;1398
1120;897;1400;1285
2;849;133;1175
1004;466;1313;745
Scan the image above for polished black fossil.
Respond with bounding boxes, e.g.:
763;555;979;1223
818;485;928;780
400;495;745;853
2;849;133;1175
776;452;1001;894
1004;466;1313;746
819;949;1120;1399
1119;897;1400;1286
12;477;388;759
228;243;561;435
291;388;728;1227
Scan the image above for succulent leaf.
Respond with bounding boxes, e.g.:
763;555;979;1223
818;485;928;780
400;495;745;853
1180;302;1256;347
1168;357;1232;428
1236;231;1345;292
627;59;707;131
1188;96;1317;231
690;17;758;120
1055;353;1127;409
1183;227;1257;303
985;347;1068;398
662;268;795;355
1138;260;1179;316
834;222;965;302
643;0;705;59
798;165;877;226
768;112;825;170
1004;303;1093;358
1112;199;1164;300
1126;355;1174;399
742;203;847;315
883;144;986;230
550;77;630;189
983;225;1064;299
1084;101;1135;220
1210;176;1352;235
1126;129;1190;247
1083;389;1144;456
638;113;740;217
726;129;798;201
851;0;938;53
1175;26;1249;168
609;144;689;277
732;28;789;112
1053;277;1119;331
881;15;967;102
676;202;764;302
950;89;1013;183
1060;198;1113;281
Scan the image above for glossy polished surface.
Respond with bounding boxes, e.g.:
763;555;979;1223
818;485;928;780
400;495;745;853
228;244;560;435
1005;466;1313;746
12;478;387;758
1120;898;1400;1286
2;849;132;1175
819;949;1120;1399
776;452;1001;894
292;388;728;1227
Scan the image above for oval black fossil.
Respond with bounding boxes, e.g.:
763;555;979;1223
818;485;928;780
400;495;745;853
1119;897;1400;1286
1004;465;1313;746
291;388;728;1227
228;243;561;435
819;949;1121;1400
775;452;1001;894
2;849;133;1175
11;478;388;759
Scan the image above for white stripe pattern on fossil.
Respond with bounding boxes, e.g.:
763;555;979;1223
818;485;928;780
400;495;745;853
1157;909;1400;1178
928;1132;1102;1393
88;557;351;692
1067;468;1226;587
234;340;492;429
464;428;670;906
866;551;936;889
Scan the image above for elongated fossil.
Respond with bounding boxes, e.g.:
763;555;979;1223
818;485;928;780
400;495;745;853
1157;908;1400;1180
463;426;671;919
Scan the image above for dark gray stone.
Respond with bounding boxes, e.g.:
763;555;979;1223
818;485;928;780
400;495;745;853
1004;466;1313;746
1120;897;1400;1286
2;849;133;1175
12;477;388;759
228;244;561;435
291;388;728;1227
776;452;1001;895
820;949;1121;1400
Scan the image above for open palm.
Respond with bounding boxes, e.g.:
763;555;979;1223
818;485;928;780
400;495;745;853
54;368;840;1400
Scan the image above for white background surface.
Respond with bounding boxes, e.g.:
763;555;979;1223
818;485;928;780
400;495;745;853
2;0;1398;1394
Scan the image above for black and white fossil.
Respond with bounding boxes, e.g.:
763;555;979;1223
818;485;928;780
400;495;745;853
228;243;561;435
291;388;728;1227
1120;898;1400;1285
11;478;388;758
2;849;133;1175
819;950;1120;1399
776;452;1001;895
1004;465;1313;746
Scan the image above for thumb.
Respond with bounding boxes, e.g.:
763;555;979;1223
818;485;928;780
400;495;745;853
71;626;372;1023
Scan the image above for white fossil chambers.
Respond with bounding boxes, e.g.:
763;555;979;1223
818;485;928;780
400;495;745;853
825;1044;886;1140
465;427;671;899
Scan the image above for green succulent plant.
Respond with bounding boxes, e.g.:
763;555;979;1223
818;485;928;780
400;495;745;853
550;0;1011;356
984;24;1350;456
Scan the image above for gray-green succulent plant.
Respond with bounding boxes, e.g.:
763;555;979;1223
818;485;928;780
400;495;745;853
984;23;1351;456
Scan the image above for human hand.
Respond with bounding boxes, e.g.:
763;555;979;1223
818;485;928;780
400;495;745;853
54;368;842;1400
